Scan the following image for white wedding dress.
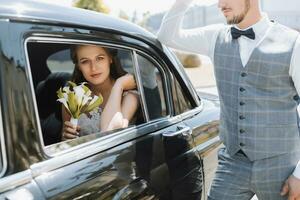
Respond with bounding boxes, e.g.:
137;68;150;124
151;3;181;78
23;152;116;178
76;90;139;136
78;107;102;136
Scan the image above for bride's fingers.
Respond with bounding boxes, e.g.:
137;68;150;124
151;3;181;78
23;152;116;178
65;126;78;135
65;121;77;129
63;132;78;139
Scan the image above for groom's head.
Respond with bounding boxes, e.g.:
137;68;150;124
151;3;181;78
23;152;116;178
218;0;260;25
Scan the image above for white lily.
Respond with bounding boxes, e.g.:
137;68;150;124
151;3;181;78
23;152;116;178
89;96;99;105
57;81;103;126
73;85;85;105
57;98;70;113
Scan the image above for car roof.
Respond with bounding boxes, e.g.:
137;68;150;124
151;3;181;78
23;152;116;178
0;0;157;42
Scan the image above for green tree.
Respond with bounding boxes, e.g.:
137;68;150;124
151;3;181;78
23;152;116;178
73;0;110;14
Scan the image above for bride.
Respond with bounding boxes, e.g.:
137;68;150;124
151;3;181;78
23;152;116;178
61;44;139;140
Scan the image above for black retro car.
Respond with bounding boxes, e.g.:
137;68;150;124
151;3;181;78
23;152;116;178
0;0;221;199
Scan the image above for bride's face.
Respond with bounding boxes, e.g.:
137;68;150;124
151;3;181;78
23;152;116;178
76;45;112;86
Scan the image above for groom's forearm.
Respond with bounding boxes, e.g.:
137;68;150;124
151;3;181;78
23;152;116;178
157;0;194;47
157;0;223;57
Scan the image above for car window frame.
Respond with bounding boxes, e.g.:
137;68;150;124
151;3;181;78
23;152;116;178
0;99;7;178
133;51;171;121
24;36;172;157
161;45;205;119
163;45;201;106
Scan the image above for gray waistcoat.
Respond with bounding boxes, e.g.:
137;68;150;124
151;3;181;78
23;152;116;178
214;23;300;161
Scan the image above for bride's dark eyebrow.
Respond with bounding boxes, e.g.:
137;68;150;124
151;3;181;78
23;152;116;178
96;53;106;57
79;54;106;61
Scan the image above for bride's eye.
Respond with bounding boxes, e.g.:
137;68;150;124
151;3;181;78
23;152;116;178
96;56;104;62
80;60;89;64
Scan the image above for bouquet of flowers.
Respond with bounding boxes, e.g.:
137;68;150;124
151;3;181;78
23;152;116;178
57;81;103;126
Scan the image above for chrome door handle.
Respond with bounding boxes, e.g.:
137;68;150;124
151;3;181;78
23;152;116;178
162;125;191;137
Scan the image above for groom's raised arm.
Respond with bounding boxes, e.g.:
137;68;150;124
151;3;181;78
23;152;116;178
157;0;223;59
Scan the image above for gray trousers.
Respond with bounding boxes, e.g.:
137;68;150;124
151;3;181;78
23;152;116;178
208;147;300;200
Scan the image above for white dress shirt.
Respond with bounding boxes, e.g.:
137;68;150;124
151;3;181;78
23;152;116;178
157;0;300;179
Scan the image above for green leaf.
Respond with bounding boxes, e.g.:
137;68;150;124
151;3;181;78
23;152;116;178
85;95;103;113
57;88;64;99
81;83;90;93
68;91;78;118
68;81;77;89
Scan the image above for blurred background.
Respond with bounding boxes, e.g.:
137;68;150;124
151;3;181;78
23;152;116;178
39;0;300;89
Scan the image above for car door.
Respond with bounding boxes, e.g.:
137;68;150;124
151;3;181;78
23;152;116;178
32;124;188;200
181;99;221;199
30;50;201;200
164;49;221;199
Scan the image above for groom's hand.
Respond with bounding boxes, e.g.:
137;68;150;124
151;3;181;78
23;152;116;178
280;175;300;200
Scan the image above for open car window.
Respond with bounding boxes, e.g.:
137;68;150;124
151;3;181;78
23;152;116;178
136;53;168;120
25;40;169;154
27;42;145;150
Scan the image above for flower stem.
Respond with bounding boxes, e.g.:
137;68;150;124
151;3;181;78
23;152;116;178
70;117;78;127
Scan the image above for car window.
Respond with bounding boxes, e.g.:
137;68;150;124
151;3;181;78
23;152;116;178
26;41;146;149
173;78;193;115
136;53;168;120
164;47;195;114
47;49;73;73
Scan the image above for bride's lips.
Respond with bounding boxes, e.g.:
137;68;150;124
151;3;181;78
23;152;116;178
91;73;102;78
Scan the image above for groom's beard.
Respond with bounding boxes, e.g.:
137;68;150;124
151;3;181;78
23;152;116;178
227;0;250;24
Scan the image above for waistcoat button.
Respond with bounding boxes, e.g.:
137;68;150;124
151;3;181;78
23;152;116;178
241;72;247;77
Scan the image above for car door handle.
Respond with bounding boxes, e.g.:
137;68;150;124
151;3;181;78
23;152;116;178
162;125;191;138
162;125;193;160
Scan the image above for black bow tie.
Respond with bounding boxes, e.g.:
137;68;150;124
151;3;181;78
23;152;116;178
231;27;255;40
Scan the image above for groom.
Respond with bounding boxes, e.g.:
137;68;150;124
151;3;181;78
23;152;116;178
157;0;300;199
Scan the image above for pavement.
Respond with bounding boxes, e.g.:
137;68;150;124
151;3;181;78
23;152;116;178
183;55;217;89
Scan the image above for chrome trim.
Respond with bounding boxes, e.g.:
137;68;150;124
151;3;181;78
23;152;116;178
24;37;45;149
132;51;149;122
0;170;32;193
178;100;204;120
167;71;177;116
196;136;222;156
23;36;174;157
0;99;7;177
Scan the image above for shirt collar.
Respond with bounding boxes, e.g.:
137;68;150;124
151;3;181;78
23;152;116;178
233;13;272;40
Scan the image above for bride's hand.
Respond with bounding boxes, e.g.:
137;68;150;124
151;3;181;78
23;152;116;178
62;121;80;140
115;74;137;91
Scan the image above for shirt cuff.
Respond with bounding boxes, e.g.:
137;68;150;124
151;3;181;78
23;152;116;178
293;160;300;179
